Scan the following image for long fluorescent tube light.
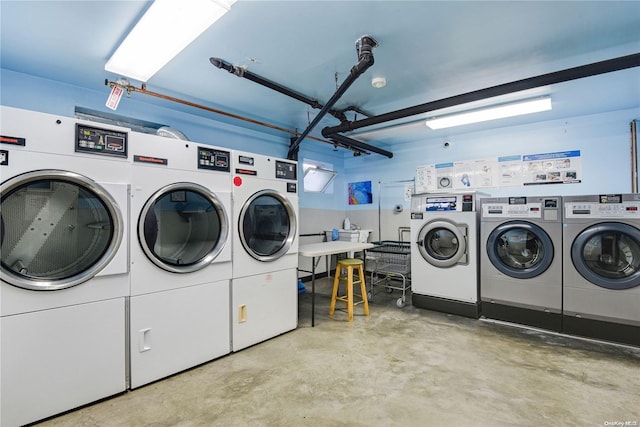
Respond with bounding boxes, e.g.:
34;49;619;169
105;0;236;82
425;97;552;130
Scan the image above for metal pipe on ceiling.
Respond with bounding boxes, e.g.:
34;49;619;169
104;79;353;151
210;58;324;109
329;133;393;158
322;53;640;136
209;58;373;124
287;35;378;160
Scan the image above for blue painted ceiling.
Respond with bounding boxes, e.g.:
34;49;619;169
1;1;639;155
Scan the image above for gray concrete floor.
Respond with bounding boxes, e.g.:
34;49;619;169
35;278;640;427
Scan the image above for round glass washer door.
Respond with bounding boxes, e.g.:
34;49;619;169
486;221;554;279
139;182;229;273
416;220;467;268
1;170;123;290
239;189;297;262
571;222;640;290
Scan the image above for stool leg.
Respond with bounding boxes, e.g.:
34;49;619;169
347;266;354;322
329;268;340;316
358;264;369;316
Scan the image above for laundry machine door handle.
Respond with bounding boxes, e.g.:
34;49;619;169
138;328;152;352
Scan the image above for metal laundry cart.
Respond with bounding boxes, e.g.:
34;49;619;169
365;241;411;308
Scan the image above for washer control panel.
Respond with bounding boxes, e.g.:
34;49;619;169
75;124;128;157
197;146;230;172
565;201;640;219
411;192;481;213
481;196;560;221
483;202;542;218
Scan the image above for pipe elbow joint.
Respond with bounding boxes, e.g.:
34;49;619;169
321;127;334;138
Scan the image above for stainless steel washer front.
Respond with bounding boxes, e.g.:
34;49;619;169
486;221;554;279
238;189;297;262
138;182;229;274
416;219;468;268
562;193;640;346
1;170;123;290
480;196;563;331
570;222;640;290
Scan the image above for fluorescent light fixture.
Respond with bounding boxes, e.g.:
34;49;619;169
105;0;236;82
425;97;552;130
303;166;337;193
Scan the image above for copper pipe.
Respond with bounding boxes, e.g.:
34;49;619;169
105;79;338;147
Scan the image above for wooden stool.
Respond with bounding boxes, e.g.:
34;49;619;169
329;258;370;322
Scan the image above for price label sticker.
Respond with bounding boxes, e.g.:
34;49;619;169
105;85;124;110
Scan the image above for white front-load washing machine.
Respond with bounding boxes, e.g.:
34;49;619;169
231;150;298;351
128;132;232;388
480;196;563;331
410;192;484;318
563;194;640;346
0;106;130;427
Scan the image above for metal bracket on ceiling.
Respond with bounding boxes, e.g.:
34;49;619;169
210;35;391;160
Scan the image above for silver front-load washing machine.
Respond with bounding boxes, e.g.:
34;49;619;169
411;192;484;318
480;196;562;331
563;194;640;346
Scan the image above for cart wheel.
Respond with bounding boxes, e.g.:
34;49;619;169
385;286;393;294
367;292;373;301
396;298;406;308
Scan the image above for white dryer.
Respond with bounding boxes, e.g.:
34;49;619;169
128;132;232;388
410;192;483;318
231;151;298;351
480;196;563;331
563;194;640;346
0;107;129;427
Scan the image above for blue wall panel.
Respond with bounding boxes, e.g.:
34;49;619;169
2;68;639;214
1;69;347;210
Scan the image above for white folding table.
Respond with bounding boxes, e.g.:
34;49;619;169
299;241;374;326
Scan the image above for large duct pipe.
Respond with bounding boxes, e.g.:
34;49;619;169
287;35;378;159
322;53;640;136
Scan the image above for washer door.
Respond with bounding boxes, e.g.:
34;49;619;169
139;182;229;273
486;221;554;279
416;220;467;267
239;189;297;262
1;170;123;290
571;222;640;290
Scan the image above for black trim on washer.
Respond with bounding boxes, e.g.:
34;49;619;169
481;301;562;332
412;293;480;319
562;315;640;347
